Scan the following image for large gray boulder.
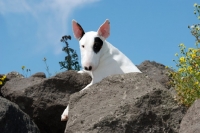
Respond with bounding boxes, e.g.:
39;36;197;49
179;99;200;133
1;70;91;133
65;73;187;133
137;60;171;89
0;96;40;133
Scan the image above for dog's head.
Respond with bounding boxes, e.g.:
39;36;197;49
72;19;110;71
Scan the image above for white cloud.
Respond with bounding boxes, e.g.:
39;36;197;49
0;0;99;55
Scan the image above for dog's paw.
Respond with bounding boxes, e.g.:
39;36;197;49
61;114;68;121
61;106;69;121
78;70;84;73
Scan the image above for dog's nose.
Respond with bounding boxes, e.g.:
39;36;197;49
84;66;92;71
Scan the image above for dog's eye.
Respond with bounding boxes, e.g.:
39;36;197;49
82;45;84;48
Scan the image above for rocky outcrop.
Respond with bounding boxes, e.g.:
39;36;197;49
179;99;200;133
1;70;91;133
65;73;187;133
0;61;189;133
0;96;40;133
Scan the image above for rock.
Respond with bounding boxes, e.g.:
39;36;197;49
1;70;92;133
179;99;200;133
65;73;187;133
0;96;40;133
6;71;24;80
31;72;46;78
137;60;171;89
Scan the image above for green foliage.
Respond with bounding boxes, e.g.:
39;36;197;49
21;66;31;77
194;3;200;20
168;3;200;106
59;35;81;71
43;57;52;77
0;75;6;86
169;44;200;106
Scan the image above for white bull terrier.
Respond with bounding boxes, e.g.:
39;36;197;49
61;19;141;121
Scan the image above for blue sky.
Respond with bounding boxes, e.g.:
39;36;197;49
0;0;199;76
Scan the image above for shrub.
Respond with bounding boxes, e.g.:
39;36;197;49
59;35;81;71
168;3;200;106
169;44;200;106
194;3;200;20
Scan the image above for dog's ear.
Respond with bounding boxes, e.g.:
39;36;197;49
97;19;110;39
72;19;85;40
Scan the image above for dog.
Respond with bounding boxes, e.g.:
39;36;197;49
61;19;141;121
